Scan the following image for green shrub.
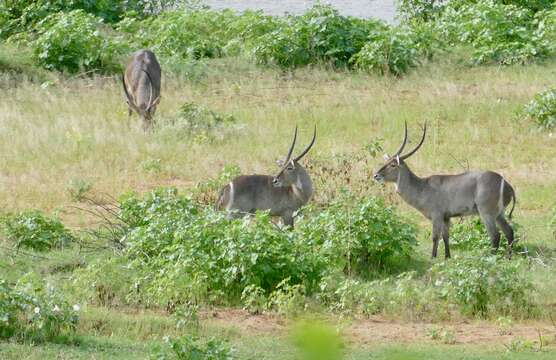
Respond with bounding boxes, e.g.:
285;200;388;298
125;9;237;59
0;277;79;342
397;0;554;23
0;0;143;39
351;27;419;76
431;255;536;317
438;1;548;65
1;211;74;251
108;188;325;306
300;194;417;275
153;335;233;360
522;87;556;130
32;10;124;73
251;4;386;68
157;102;238;143
450;218;490;250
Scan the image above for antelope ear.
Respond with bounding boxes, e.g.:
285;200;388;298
396;155;400;165
383;153;390;161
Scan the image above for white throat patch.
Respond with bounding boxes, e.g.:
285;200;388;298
292;175;304;200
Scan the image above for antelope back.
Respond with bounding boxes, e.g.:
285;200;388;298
123;49;161;118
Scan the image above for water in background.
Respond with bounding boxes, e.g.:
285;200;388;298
204;0;397;22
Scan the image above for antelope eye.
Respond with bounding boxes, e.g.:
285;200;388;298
389;163;397;168
287;166;294;171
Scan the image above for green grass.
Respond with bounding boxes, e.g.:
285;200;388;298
2;43;556;358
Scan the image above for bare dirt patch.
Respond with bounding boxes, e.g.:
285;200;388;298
204;309;556;346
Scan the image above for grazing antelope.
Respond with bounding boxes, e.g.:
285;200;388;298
216;126;316;227
122;49;161;131
373;122;516;258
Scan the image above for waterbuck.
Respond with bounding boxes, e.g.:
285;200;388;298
122;49;161;131
215;126;316;227
373;122;516;258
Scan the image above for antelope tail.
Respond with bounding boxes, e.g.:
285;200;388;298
508;186;516;220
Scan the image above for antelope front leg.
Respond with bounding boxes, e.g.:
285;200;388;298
431;217;443;258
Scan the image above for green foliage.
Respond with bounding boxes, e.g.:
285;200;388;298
0;0;142;39
0;277;79;342
396;0;448;22
522;87;556;130
66;178;93;201
266;279;306;316
397;0;555;23
290;321;343;360
240;285;266;315
438;1;548;65
300;194;417;275
450;218;490;250
32;10;124;73
159;102;237;143
153;335;233;360
351;27;419;76
124;9;236;59
251;4;387;68
111;188;325;306
1;211;74;251
431;255;536;317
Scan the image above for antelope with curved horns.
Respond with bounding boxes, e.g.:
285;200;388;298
373;122;516;258
122;49;161;131
216;126;316;227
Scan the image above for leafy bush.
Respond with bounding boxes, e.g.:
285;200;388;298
153;335;233;360
158;102;238;143
300;194;417;275
100;188;325;306
450;218;490;250
438;1;548;65
124;10;237;59
397;0;554;23
0;277;79;342
351;27;419;76
32;10;124;73
522;87;556;130
1;211;74;251
431;255;536;317
251;4;386;68
0;0;143;39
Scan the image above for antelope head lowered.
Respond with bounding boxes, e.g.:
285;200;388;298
122;49;161;131
216;126;316;227
374;122;516;258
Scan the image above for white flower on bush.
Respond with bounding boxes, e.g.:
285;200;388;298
73;304;81;312
53;305;60;312
34;307;40;314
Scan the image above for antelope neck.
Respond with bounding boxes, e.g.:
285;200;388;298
396;164;426;206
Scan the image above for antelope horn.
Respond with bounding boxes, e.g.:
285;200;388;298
293;125;316;162
400;122;427;161
393;121;408;157
122;72;135;109
282;126;298;165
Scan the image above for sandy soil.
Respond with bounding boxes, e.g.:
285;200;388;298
204;309;556;346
